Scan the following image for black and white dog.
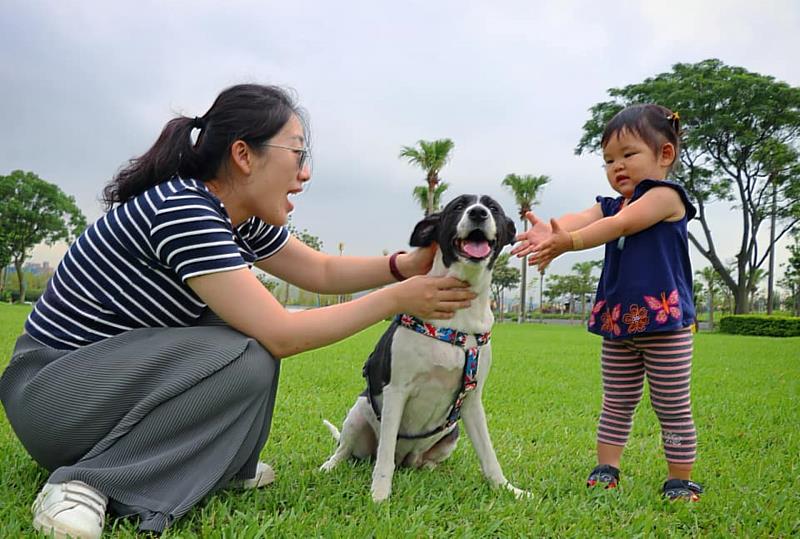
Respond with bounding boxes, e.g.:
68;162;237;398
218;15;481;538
321;194;528;502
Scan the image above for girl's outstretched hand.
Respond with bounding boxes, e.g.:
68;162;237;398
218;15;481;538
528;219;572;271
510;211;552;258
394;275;476;320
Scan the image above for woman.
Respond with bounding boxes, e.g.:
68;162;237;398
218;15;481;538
0;84;474;538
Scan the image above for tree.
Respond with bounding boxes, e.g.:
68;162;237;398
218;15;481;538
501;173;550;323
0;170;86;303
256;273;279;294
544;273;580;314
399;139;455;216
283;218;323;306
695;266;724;330
576;59;800;314
779;230;800;315
0;229;12;297
570;260;602;322
412;182;450;214
490;253;520;321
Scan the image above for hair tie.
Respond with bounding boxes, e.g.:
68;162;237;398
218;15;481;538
667;111;681;133
191;116;205;130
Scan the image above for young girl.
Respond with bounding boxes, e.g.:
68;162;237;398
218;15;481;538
512;104;703;501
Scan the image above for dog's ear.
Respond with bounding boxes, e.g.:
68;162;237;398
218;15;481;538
501;216;517;247
409;213;441;247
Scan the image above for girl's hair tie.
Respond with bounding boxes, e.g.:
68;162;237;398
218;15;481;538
667;111;680;132
191;116;205;130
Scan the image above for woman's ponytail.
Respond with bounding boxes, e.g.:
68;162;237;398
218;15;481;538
103;84;305;209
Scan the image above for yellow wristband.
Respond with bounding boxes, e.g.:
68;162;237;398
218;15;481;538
570;231;584;250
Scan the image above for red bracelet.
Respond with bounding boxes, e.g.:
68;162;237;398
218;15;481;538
389;251;408;281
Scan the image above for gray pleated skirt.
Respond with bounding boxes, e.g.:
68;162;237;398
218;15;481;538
0;312;280;533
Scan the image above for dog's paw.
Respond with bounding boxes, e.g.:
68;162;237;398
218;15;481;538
371;480;392;503
319;458;338;472
505;483;532;499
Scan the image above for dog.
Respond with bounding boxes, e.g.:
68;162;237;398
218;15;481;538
320;194;528;502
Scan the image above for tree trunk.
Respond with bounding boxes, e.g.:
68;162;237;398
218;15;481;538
0;265;6;295
539;272;544;323
518;219;528;323
426;175;436;216
707;289;714;331
14;258;26;303
734;285;749;314
767;178;777;315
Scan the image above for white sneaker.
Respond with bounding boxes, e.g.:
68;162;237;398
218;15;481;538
32;480;107;539
230;461;275;489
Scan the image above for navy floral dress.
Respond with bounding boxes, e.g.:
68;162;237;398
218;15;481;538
589;179;697;339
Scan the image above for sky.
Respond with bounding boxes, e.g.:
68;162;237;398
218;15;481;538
2;0;799;298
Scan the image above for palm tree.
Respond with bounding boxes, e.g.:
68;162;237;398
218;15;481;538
695;266;722;330
412;182;450;214
502;173;550;323
399;139;455;216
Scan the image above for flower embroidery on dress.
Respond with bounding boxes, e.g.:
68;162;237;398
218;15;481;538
622;304;649;333
643;289;682;324
589;300;606;327
600;303;621;336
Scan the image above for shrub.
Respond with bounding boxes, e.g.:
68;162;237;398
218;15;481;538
9;289;43;304
719;315;800;337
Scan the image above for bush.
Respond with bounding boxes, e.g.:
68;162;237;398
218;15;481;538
719;315;800;337
9;289;43;304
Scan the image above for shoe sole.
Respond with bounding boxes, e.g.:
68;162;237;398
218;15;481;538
33;512;100;539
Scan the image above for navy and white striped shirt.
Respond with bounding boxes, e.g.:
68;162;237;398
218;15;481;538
26;178;289;350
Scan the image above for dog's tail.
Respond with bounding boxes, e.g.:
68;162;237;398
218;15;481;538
322;419;341;441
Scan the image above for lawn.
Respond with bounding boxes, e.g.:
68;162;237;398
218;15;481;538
1;303;798;537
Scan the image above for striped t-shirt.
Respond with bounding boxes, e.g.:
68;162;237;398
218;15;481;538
25;177;289;350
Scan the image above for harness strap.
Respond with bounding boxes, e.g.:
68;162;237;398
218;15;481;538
366;314;490;439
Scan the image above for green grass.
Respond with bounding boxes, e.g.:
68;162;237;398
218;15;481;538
1;304;798;537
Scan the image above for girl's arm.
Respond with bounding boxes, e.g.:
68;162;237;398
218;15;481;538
187;267;474;358
256;236;436;294
529;187;685;270
511;204;603;258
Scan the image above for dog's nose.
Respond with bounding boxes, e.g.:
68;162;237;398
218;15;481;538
468;206;488;222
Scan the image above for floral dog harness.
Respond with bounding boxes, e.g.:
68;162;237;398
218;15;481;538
365;314;491;440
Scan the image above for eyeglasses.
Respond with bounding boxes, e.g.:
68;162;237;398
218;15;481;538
263;143;311;170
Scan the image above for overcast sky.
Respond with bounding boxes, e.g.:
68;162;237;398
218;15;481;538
2;0;799;292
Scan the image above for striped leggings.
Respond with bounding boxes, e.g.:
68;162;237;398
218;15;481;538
597;328;697;464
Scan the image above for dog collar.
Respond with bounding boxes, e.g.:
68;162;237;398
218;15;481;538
379;314;491;439
396;314;491;348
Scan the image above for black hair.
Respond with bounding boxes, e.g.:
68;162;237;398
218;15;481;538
601;104;681;169
103;84;308;209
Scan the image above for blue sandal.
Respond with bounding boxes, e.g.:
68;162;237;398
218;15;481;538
587;464;620;489
662;479;703;501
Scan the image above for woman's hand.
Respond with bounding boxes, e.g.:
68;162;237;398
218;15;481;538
393;275;476;319
528;219;573;271
396;244;437;278
510;212;552;258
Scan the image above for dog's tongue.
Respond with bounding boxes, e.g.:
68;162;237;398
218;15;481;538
463;240;491;258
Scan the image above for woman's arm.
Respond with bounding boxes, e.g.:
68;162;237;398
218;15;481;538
255;236;435;294
529;187;685;269
187;267;473;358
